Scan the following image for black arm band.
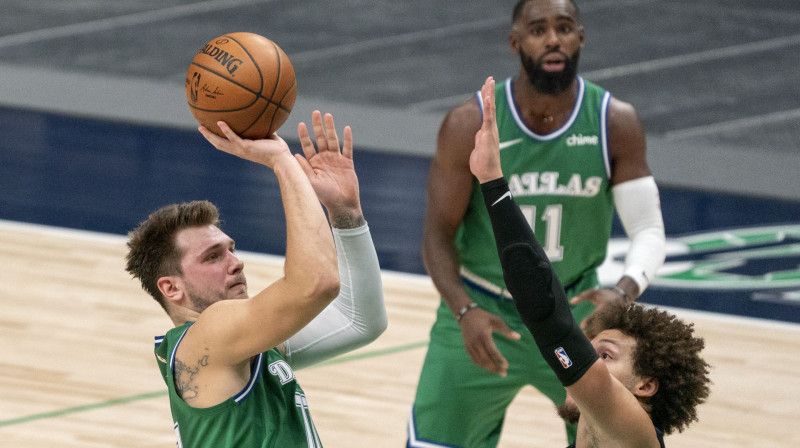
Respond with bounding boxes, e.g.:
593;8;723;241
481;178;598;386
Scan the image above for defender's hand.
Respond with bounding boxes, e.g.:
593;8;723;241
469;77;503;183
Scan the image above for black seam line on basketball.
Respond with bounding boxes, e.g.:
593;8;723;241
187;100;288;114
0;340;429;427
243;40;284;134
226;33;265;96
260;80;291;133
243;81;295;134
243;100;272;134
275;80;296;110
266;40;281;102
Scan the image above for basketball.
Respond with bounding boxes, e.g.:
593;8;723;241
185;32;297;139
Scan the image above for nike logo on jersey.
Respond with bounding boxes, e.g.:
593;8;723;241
499;138;523;150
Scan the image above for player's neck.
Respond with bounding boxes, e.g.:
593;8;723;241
513;76;578;132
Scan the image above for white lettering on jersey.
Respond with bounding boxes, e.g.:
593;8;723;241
268;360;296;385
508;172;603;197
566;133;599;146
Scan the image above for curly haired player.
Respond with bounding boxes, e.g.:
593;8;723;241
470;76;710;447
409;1;666;445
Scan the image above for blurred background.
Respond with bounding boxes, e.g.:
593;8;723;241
1;0;799;317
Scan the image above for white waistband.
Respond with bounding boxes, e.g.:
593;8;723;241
460;266;513;300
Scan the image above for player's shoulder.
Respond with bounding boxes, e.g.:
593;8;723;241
448;93;482;121
606;96;643;131
583;78;639;120
439;94;482;138
607;95;637;115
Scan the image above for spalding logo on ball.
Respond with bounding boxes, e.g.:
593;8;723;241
185;32;297;138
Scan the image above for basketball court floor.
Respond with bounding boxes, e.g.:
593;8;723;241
1;0;799;446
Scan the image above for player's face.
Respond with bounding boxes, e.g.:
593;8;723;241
511;0;584;94
558;329;640;423
175;225;248;313
591;329;639;388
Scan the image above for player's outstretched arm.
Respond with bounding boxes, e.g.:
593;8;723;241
190;119;340;366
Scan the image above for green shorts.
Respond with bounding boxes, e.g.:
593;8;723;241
408;280;594;448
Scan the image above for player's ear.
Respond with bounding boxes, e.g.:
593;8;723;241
509;31;521;55
157;276;184;304
633;376;659;399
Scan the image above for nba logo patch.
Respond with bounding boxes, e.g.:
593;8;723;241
555;347;572;369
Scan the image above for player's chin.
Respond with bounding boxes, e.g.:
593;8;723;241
227;283;249;299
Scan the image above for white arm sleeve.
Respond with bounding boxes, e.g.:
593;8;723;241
283;223;387;370
612;176;666;295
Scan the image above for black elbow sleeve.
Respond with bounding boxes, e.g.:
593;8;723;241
482;178;598;386
500;241;597;386
500;242;555;322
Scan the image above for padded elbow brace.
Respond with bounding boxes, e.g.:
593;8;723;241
481;178;598;386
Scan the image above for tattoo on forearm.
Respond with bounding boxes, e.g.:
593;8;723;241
330;212;365;229
174;352;209;402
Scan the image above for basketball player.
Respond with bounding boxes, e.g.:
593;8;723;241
126;111;387;447
470;76;710;447
409;0;666;446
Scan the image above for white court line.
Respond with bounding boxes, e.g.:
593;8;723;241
664;107;800;140
0;0;271;49
407;33;800;111
2;218;799;332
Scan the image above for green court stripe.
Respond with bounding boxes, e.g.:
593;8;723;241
0;339;429;427
0;391;167;427
316;340;428;366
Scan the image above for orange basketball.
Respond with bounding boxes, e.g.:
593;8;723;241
185;32;297;139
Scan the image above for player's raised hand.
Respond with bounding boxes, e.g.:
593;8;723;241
469;77;503;183
199;121;293;169
296;111;363;227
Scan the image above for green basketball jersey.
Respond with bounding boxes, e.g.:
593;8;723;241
154;323;322;448
457;76;614;291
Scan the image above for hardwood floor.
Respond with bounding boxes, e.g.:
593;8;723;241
2;220;799;447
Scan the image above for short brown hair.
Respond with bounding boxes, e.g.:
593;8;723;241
125;200;220;310
585;301;711;434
